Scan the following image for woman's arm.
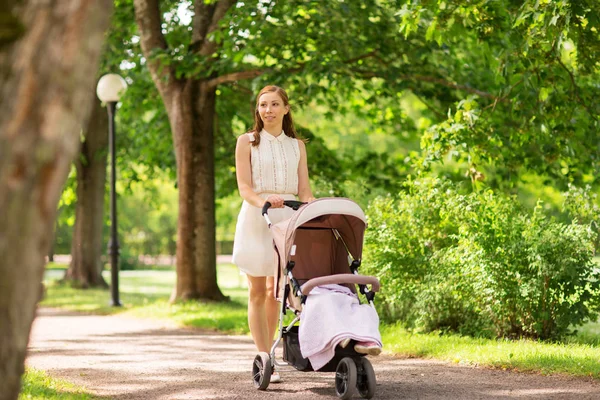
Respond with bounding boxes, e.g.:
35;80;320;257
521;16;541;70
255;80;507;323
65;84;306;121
235;134;284;208
297;140;315;202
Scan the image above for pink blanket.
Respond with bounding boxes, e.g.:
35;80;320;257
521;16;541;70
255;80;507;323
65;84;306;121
298;284;382;370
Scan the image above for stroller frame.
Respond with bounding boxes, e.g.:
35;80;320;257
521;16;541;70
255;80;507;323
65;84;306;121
251;198;380;399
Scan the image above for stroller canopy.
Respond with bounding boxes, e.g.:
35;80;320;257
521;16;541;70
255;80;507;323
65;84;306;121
271;198;367;287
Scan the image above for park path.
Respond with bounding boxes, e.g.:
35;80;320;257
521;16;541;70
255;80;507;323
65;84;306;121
26;307;600;400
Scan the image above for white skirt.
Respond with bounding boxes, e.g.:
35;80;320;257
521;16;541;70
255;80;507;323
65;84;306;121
232;193;297;277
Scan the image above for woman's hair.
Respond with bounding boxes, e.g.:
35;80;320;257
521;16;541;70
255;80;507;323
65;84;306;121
249;85;298;146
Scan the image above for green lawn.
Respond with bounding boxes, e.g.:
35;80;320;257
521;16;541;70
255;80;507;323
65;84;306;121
41;264;600;379
19;369;102;400
381;324;600;377
42;264;251;333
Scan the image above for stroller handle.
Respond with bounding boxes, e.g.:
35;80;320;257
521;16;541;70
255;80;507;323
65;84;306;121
301;274;380;296
261;200;305;216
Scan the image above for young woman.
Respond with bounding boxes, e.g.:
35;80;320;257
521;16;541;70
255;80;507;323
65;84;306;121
232;85;315;382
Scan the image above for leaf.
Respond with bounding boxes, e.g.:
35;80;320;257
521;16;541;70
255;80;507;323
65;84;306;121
426;19;438;42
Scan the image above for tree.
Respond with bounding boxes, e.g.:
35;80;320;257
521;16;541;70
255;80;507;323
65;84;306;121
63;96;109;288
125;0;600;303
130;0;422;301
62;3;152;287
133;0;228;301
0;1;112;399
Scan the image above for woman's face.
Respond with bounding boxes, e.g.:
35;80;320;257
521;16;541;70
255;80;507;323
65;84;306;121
257;91;289;130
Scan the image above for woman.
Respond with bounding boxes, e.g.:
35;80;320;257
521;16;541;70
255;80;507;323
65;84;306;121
232;85;315;382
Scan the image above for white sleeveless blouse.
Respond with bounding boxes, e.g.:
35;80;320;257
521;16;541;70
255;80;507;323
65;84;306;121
249;129;300;195
232;129;300;276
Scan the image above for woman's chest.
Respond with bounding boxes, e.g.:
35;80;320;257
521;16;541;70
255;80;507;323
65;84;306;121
251;139;300;172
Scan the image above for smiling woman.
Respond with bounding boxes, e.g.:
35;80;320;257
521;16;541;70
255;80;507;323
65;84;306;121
231;85;317;382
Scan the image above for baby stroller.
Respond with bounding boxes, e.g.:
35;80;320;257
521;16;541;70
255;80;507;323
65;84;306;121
252;197;381;399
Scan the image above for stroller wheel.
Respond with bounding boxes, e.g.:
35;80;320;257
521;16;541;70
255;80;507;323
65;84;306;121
356;357;376;399
252;352;272;390
335;357;357;399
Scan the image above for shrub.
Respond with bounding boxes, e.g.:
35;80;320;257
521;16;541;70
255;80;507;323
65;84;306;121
563;184;600;254
363;178;460;326
364;178;600;340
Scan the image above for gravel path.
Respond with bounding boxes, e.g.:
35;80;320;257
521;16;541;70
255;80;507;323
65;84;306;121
26;307;600;399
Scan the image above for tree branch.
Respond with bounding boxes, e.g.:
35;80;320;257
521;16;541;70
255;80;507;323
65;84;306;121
412;92;445;118
191;1;215;52
205;69;265;89
407;74;497;99
351;66;502;101
199;0;236;57
555;55;597;122
133;0;176;96
344;50;378;65
205;49;381;89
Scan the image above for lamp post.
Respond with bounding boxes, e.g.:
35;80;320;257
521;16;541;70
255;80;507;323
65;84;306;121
96;74;127;307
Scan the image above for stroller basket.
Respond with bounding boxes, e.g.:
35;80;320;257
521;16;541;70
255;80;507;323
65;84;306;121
282;326;312;371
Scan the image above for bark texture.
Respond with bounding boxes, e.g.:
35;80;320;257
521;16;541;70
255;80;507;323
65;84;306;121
0;2;112;399
64;95;109;288
134;0;230;301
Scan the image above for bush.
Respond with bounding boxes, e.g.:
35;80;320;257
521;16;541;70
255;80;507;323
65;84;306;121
563;184;600;254
364;178;600;340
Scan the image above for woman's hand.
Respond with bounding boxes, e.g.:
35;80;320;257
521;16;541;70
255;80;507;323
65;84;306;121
265;194;285;208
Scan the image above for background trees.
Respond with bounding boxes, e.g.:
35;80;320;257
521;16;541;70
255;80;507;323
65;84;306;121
128;0;424;301
47;0;599;337
361;0;600;340
63;96;109;288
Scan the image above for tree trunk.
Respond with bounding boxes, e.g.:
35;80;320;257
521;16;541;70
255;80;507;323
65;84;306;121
64;95;109;288
167;82;226;302
0;2;112;399
133;0;231;302
191;82;225;300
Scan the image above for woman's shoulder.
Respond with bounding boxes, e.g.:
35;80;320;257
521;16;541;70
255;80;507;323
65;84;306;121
295;137;306;150
238;131;256;144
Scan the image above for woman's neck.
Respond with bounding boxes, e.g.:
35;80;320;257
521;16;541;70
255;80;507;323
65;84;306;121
263;125;283;137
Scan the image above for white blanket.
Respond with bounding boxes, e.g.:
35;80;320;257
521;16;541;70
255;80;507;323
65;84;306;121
298;284;382;371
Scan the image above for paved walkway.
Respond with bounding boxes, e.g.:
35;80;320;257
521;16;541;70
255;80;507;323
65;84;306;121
26;308;600;399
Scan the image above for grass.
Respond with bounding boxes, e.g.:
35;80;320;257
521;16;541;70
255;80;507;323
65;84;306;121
19;368;101;400
41;263;600;379
42;263;251;333
381;324;600;377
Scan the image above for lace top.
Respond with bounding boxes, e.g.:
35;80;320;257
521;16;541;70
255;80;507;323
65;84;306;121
248;129;300;195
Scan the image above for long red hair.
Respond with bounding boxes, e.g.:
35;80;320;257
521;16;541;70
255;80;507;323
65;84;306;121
249;85;298;146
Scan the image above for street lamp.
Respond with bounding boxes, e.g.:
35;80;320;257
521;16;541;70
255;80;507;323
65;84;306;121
96;74;127;307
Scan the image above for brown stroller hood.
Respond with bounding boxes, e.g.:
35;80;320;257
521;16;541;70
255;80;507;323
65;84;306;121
270;198;367;304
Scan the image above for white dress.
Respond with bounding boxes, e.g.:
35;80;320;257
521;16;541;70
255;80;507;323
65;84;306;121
232;129;301;277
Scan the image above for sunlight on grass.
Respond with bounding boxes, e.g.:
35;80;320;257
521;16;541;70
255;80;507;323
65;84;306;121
42;264;251;333
19;368;100;400
381;324;600;377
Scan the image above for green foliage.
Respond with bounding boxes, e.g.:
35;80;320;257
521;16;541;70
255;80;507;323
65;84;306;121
404;0;600;188
563;184;600;252
364;178;600;340
53;168;179;263
116;170;178;260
